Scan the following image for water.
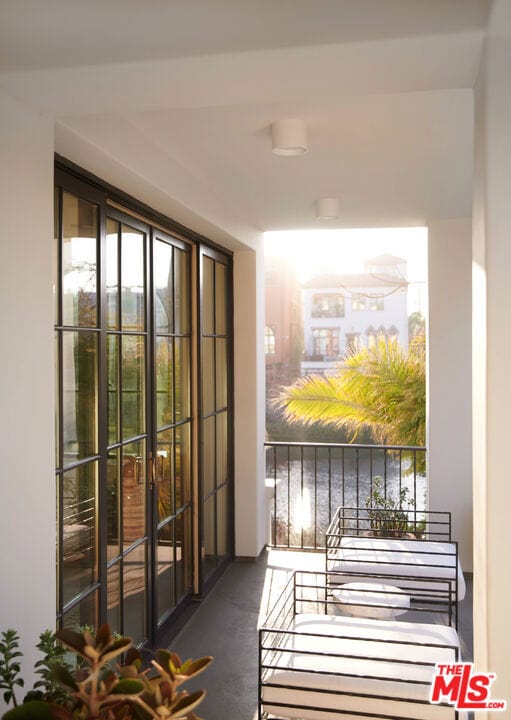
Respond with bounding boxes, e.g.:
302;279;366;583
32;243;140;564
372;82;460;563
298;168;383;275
266;446;427;548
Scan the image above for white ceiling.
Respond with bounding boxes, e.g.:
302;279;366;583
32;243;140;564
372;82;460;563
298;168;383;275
0;0;491;72
0;0;494;244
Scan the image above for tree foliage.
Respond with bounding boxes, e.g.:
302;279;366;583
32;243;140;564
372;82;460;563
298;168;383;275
275;333;425;447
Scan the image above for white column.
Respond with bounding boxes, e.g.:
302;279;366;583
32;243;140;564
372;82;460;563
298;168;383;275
427;218;473;571
0;90;55;698
233;241;266;557
472;23;511;704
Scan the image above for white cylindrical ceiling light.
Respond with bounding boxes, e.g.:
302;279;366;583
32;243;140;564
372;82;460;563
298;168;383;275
316;197;339;219
271;118;308;156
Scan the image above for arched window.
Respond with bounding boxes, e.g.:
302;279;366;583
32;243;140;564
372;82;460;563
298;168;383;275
265;326;276;355
388;326;399;344
366;326;377;349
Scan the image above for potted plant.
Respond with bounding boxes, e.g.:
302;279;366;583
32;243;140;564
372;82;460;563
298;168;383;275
364;477;419;538
0;625;212;720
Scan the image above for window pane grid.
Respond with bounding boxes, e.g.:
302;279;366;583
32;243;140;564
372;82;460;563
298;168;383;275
56;173;230;639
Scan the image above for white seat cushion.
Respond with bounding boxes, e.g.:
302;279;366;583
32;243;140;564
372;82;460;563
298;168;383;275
261;613;464;720
328;537;466;601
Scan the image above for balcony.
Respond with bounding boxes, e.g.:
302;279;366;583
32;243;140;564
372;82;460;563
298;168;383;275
171;441;472;720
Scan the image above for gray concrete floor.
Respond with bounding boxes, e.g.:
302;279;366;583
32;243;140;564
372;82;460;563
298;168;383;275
170;550;473;720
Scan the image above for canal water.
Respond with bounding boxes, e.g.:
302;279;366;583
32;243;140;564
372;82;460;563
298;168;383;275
266;446;427;548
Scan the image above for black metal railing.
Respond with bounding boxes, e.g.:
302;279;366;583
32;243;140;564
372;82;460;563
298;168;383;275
265;441;427;550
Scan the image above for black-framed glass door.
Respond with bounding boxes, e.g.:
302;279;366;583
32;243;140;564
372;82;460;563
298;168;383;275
103;210;150;645
55;165;233;643
199;246;233;591
152;230;193;629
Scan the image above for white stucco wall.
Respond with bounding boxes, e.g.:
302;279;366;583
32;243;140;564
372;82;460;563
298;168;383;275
427;218;473;572
473;28;511;706
0;90;55;699
233;245;267;557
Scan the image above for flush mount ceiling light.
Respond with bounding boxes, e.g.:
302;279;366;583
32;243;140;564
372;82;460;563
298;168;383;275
271;118;308;156
316;197;339;220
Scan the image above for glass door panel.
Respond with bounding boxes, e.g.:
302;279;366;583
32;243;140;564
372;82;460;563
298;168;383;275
62;462;98;605
62;192;98;328
122;439;146;546
56;183;101;631
105;213;150;644
121;335;146;440
199;247;232;588
123;543;147;645
152;232;193;627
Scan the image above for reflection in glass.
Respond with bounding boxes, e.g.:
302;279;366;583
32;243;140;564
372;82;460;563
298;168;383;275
202;417;215;498
62;192;98;328
175;423;191;510
123;544;147;645
216;338;227;410
216;412;228;489
155;337;173;429
215;263;226;335
62;462;97;606
121;225;145;331
122;440;146;547
107;335;119;445
54;188;60;326
202;256;214;334
216;485;229;559
55;333;60;467
156;429;173;523
63;591;97;630
106;449;120;559
122;335;145;440
154;240;173;334
175;510;192;601
175;338;190;422
174;248;190;334
203;496;216;578
106;219;119;329
62;331;97;463
202;337;215;416
157;524;175;623
107;563;121;634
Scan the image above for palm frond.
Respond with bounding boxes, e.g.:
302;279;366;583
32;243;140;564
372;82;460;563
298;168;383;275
275;333;425;446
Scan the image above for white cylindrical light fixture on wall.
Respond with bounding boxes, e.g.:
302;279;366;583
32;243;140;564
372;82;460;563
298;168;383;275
271;118;308;155
316;197;339;219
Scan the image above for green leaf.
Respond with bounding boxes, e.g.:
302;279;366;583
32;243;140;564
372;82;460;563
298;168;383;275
55;630;87;658
124;647;142;669
156;649;174;670
94;624;112;649
51;665;78;691
2;700;55;720
110;678;145;695
99;637;132;663
178;657;213;678
169;690;205;719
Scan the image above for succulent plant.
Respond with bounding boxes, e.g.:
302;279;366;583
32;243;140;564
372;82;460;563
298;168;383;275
0;624;212;720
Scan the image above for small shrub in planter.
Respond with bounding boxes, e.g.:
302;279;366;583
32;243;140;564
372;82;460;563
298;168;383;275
365;477;419;538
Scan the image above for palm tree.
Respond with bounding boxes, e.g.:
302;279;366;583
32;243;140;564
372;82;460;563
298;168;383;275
275;333;425;447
